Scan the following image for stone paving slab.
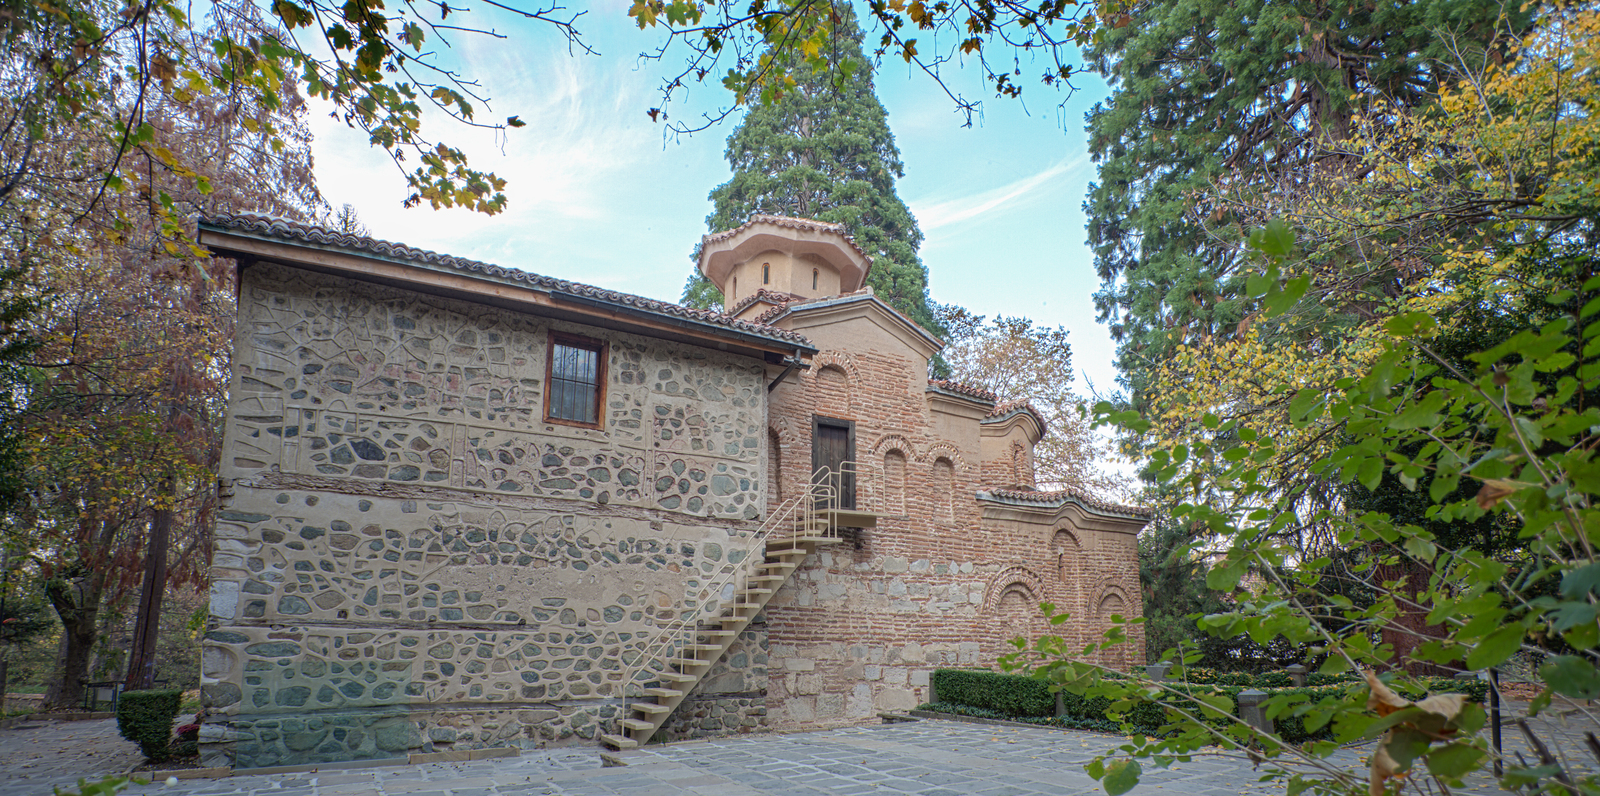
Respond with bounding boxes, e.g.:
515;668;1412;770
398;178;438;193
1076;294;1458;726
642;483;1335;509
10;714;1600;795
0;715;142;796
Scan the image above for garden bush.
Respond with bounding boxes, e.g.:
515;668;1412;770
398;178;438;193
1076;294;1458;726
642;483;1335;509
931;669;1054;717
926;668;1491;743
116;689;182;762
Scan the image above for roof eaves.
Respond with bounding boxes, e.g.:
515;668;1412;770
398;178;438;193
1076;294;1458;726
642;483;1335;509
977;488;1152;520
199;214;816;354
983;400;1048;436
783;291;945;352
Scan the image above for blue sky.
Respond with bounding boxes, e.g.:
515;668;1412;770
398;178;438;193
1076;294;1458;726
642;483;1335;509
306;3;1122;396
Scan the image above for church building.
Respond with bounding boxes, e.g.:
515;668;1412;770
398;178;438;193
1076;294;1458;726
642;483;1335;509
195;213;1148;770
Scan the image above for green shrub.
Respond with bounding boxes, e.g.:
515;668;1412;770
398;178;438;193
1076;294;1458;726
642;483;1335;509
116;689;182;762
931;667;1488;744
931;669;1054;717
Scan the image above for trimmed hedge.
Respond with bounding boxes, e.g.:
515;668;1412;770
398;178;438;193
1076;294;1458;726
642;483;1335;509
926;668;1491;743
931;669;1054;717
116;689;182;762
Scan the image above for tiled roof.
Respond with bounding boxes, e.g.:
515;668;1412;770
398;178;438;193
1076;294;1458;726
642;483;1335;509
200;214;814;350
753;301;793;325
927;379;997;403
983;400;1047;434
729;288;800;317
981;488;1152;518
703;214;871;261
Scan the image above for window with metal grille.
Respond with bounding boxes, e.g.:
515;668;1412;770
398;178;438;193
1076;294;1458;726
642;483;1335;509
545;335;606;427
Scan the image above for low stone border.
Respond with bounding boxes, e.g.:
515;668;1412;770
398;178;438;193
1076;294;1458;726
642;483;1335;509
878;712;920;724
227;746;521;777
0;711;116;730
132;767;234;781
909;709;1088;734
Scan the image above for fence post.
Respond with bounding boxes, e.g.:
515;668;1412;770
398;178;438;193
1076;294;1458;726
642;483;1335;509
1237;689;1273;736
1286;664;1307;688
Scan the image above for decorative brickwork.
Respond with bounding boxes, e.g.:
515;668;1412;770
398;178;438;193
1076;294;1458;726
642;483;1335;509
759;291;1148;730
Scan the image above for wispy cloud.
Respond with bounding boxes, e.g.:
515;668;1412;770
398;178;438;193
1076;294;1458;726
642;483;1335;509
911;154;1087;232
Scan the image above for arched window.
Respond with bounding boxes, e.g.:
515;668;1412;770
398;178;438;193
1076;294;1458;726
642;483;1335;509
931;458;954;523
1097;592;1130;671
762;262;770;285
767;429;784;511
812;268;819;290
1052;529;1082;615
883;450;907;515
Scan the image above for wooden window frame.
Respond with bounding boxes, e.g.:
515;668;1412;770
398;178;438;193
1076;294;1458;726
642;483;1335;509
543;332;608;430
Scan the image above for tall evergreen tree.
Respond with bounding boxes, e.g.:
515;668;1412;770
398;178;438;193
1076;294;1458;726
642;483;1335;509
681;12;942;338
1082;0;1530;394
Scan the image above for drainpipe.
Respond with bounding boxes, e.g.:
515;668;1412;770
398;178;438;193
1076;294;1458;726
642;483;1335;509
767;349;809;393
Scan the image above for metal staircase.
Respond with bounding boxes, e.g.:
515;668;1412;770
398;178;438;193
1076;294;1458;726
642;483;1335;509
600;464;876;751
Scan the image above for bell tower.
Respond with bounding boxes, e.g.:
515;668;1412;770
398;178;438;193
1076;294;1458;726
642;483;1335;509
697;215;872;317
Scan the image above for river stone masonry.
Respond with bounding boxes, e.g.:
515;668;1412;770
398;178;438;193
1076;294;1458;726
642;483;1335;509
202;263;773;769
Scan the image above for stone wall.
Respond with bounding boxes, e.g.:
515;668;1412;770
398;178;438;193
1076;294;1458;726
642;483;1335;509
203;264;773;768
655;621;770;741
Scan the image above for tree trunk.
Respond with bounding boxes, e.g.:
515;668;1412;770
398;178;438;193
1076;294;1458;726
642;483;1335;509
1374;557;1453;676
125;502;171;691
42;570;107;709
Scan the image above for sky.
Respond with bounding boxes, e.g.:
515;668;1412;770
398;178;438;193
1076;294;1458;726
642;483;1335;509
306;3;1123;397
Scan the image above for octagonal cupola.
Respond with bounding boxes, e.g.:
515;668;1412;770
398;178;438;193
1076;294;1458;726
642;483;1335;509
698;215;873;313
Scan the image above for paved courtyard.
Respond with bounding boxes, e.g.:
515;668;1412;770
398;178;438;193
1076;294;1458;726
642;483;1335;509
5;714;1598;796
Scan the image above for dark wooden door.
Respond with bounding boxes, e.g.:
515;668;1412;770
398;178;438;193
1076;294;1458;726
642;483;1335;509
811;417;855;510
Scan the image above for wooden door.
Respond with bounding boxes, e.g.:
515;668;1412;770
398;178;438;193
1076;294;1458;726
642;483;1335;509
811;416;855;510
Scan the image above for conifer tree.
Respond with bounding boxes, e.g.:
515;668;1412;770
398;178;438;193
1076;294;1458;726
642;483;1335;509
1082;0;1530;393
681;12;941;338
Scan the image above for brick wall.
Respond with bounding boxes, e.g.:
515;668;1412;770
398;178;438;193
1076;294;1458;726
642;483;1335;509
762;300;1146;729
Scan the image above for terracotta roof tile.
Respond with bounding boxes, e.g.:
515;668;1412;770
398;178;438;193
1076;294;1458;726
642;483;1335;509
729;288;800;317
982;488;1152;518
927;379;997;403
753;302;793;325
983;400;1048;435
201;214;813;349
703;214;871;261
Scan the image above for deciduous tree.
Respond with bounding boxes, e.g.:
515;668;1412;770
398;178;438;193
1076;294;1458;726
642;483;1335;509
939;305;1128;499
3;2;320;706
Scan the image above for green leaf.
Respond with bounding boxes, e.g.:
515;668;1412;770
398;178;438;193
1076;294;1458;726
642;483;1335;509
1548;601;1597;632
1385;727;1432;770
1560;563;1600;599
1540;656;1600;699
1465;625;1524;670
1251;218;1294;258
1502;764;1564;787
1102;759;1142;796
1288;389;1322;422
1425;742;1485;778
1358;456;1384;490
1384;312;1438;338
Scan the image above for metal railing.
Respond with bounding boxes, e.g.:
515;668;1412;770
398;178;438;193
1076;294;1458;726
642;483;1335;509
612;463;858;741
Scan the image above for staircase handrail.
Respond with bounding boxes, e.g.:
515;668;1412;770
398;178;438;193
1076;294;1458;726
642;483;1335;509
612;463;856;740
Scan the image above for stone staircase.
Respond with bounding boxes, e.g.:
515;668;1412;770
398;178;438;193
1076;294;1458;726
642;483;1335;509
600;505;876;751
